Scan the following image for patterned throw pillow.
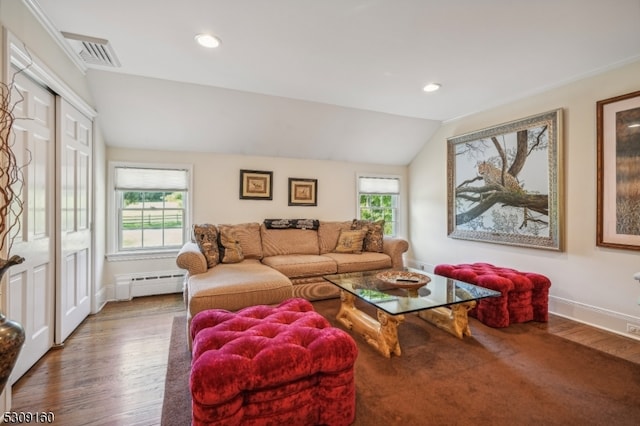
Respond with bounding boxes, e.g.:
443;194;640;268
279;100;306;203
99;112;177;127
263;219;320;230
351;219;385;253
333;229;367;254
218;225;244;263
193;224;219;268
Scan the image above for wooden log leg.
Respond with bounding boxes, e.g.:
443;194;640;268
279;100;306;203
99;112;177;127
377;310;404;357
417;301;476;339
337;291;404;358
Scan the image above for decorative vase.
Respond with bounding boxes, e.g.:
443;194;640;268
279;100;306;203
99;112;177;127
0;255;25;395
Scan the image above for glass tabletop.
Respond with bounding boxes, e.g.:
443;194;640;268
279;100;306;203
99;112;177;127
324;268;501;316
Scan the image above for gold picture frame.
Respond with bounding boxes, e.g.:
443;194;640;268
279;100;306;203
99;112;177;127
288;178;317;206
597;90;640;250
447;109;563;250
239;169;272;200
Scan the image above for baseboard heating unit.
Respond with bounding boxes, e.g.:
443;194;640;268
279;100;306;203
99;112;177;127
114;270;185;300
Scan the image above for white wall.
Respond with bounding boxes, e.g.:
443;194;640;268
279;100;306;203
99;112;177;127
409;59;640;338
103;147;408;294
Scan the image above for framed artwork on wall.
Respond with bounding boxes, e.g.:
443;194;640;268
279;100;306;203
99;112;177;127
446;109;563;250
288;178;317;206
239;169;273;200
597;90;640;250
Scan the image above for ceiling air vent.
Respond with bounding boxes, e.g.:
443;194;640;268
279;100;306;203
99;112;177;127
61;31;121;68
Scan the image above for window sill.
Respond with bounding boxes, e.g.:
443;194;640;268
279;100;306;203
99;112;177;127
106;250;179;262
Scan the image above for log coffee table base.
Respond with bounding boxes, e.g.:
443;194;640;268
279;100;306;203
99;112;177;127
417;301;476;339
337;291;404;358
337;291;476;357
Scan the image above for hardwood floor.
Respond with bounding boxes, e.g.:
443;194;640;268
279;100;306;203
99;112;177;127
9;294;640;425
10;293;184;426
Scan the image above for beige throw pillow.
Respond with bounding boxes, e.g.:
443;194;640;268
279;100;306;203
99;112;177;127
193;224;219;268
333;229;367;254
218;225;244;263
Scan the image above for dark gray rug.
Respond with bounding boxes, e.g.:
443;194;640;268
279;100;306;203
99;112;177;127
162;299;640;425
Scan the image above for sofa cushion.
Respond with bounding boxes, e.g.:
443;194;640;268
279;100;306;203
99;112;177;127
187;260;292;316
261;224;320;256
219;222;263;260
352;219;385;253
322;252;392;273
333;229;367;254
193;224;220;268
317;221;352;254
261;255;337;278
218;225;244;263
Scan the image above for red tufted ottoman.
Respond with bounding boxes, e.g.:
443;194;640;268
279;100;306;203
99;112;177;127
434;263;551;328
190;298;358;426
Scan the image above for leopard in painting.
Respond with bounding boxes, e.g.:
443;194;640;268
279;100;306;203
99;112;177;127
477;162;522;192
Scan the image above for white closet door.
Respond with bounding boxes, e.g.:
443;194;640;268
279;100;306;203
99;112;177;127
56;98;92;343
7;72;56;383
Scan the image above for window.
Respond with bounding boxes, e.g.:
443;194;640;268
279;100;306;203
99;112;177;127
357;175;400;236
111;164;191;256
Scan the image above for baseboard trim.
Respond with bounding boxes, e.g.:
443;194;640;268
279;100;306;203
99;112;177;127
549;296;640;341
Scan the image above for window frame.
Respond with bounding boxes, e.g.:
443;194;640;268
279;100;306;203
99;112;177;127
356;173;401;237
107;161;193;261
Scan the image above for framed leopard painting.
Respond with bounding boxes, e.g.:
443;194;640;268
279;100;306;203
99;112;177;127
446;109;563;250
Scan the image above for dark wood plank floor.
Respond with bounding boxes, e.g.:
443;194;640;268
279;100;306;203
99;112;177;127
10;293;184;426
9;294;640;425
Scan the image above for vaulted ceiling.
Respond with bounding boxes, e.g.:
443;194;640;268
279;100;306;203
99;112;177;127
29;0;640;165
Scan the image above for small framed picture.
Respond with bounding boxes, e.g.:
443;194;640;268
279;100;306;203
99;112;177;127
288;178;317;206
239;169;273;200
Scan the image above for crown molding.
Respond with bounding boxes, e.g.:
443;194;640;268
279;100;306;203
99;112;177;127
21;0;88;74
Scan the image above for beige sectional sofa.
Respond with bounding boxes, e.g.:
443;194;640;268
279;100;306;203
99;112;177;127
176;220;409;341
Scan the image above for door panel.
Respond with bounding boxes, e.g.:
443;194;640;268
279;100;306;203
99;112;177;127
7;72;55;384
56;99;92;344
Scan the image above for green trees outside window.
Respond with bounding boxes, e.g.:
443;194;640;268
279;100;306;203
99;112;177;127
359;194;397;236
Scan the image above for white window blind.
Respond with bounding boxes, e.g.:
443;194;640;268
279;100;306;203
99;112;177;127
358;177;400;194
114;167;189;191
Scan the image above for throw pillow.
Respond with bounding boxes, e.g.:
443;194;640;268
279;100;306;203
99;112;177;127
193;224;219;268
352;219;385;253
333;229;367;254
263;219;320;230
217;225;244;263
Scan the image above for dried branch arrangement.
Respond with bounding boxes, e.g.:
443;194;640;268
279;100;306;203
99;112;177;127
0;74;28;267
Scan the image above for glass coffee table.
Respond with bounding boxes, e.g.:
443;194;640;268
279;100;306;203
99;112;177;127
324;268;501;358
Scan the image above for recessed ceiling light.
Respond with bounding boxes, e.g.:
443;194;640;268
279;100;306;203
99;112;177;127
423;83;441;92
195;33;221;48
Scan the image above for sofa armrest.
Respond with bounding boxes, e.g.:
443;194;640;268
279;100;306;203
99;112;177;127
383;237;409;268
176;242;208;276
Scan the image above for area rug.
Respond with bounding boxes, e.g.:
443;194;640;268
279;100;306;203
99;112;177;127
162;299;640;426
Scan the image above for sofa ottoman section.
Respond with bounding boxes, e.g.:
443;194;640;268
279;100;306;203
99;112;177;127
190;298;358;426
187;259;292;345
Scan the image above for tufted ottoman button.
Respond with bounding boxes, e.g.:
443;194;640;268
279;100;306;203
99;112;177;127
190;298;358;425
434;263;551;328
